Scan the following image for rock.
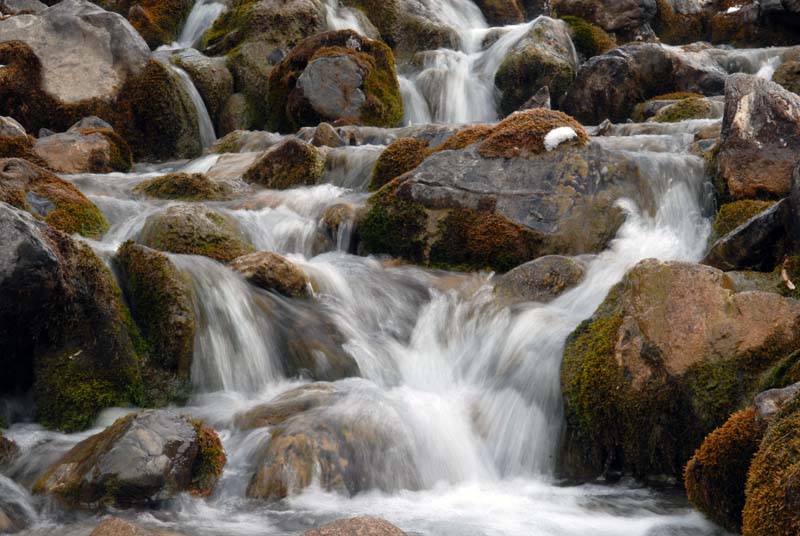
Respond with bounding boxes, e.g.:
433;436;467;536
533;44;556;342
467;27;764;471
755;382;800;422
473;0;525;25
0;0;150;104
113;241;195;381
551;0;657;32
98;0;194;49
494;256;585;304
561;259;800;480
0;435;18;466
234;382;342;430
267;30;403;133
31;131;113;174
561;44;726;124
0;202;141;432
34;410;225;507
133;173;234;201
245;382;416;500
560;15;616;60
171;49;234;131
494;17;578;116
138;205;254;263
220;93;255;135
322;203;359;242
0;157;109;237
311;122;346;148
717;74;800;200
0;116;26;138
0;0;47;15
712;199;776;239
230;251;311;298
743;394;800;535
68;116;114;133
650;96;716;122
301;517;407;536
224;41;287;131
0;475;33;534
89;517;186;536
774;53;800;95
703;199;790;272
243;138;325;189
361;109;651;272
519;86;552;111
684;407;765;534
368;137;429;191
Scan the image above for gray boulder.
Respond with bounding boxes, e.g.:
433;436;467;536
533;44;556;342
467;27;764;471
755;382;800;422
494;256;585;304
551;0;657;32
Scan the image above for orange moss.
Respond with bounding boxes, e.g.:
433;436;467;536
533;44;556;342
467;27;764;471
433;124;493;153
368;137;429;191
477;109;588;159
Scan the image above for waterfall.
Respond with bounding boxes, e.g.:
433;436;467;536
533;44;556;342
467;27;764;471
176;0;227;48
168;64;217;148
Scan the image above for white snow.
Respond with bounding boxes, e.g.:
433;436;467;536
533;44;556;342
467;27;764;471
726;5;742;13
544;126;578;152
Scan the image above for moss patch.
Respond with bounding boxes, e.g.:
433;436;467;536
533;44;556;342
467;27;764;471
560;16;616;58
359;181;428;263
243;139;325;189
369;137;429;191
652;97;714;123
188;419;226;496
75;128;133;172
433;124;494;153
685;407;765;533
477;109;588;158
713;199;775;238
134;173;233;201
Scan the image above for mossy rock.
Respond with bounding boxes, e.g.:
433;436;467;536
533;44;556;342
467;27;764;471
651;97;714;123
114;241;195;378
229;251;311;298
368;137;429;191
433;124;494;152
684;407;766;533
266;30;403;133
651;0;707;44
188;418;227;496
74;128;134;172
134;172;234;201
477;109;588;158
743;394;800;535
243;138;325;189
560;260;800;480
95;0;193;48
360;181;428;264
713;199;775;239
139;204;254;263
0;157;109;238
0;135;49;168
560;15;616;59
474;0;525;25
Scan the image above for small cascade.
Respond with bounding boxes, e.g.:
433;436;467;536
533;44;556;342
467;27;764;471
167;64;217;148
176;0;227;48
324;0;369;33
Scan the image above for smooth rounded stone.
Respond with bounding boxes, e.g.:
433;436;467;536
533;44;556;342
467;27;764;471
703;199;790;272
234;382;341;430
297;55;367;120
89;517;187;536
717;74;800;199
34;410;224;507
494;256;585;304
32;131;112;174
133;172;234;201
561;259;800;481
205;153;260;187
301;517;407;536
0;116;26;138
494;17;578;116
243;138;325;190
0;0;47;14
219;93;253;136
229;251;311;298
0;202;138;432
311;122;345;148
138;204;254;263
322;203;358;238
0;0;150;104
755;382;800;422
211;130;285;154
68;116;114;133
0;157;108;238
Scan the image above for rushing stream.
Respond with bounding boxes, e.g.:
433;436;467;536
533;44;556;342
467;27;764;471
4;0;786;534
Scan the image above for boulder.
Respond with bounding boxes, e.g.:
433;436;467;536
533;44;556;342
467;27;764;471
755;382;800;422
229;251;311;298
774;53;800;95
234;382;342;430
717;74;800;200
0;116;26;138
0;435;18;466
0;202;142;432
133;172;234;201
138;205;254;263
561;44;726;124
561;259;800;480
243;138;325;189
0;157;109;237
301;517;406;536
267;30;403;133
114;241;196;382
551;0;657;32
361;109;652;272
219;93;256;135
473;0;525;25
649;96;717;122
560;16;616;61
34;411;225;507
68;116;114;132
89;517;187;536
31;131;113;174
494;17;578;115
171;50;234;131
0;0;47;15
368;137;429;191
494;255;585;304
711;199;776;239
95;0;194;48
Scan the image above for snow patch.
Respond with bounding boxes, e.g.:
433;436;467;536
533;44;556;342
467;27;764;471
544;127;578;152
725;5;742;13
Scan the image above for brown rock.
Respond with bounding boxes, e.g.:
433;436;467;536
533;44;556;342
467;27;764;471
32;131;112;174
494;255;585;304
229;251;311;298
90;517;186;536
301;517;406;536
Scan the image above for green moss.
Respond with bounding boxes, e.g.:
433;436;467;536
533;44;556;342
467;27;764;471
743;395;800;536
134;173;233;201
495;50;576;117
243;139;325;189
477;109;588;158
684;407;765;533
429;208;543;272
760;351;800;392
359;181;428;263
200;0;257;53
369;137;429;191
652;0;707;44
713;199;775;238
652;97;714;123
188;419;226;496
560;16;616;58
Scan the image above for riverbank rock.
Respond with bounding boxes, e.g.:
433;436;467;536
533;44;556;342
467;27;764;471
561;44;726;124
0;202;143;432
494;17;578;115
243;138;325;189
266;30;403;133
34;411;225;507
230;251;311;298
0;158;109;238
301;517;407;536
138;205;254;263
360;109;652;272
114;242;195;382
133;173;234;201
560;259;800;481
493;256;585;304
245;382;416;500
716;74;800;200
